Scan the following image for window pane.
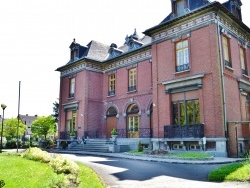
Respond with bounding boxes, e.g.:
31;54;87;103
187;101;195;124
194;100;200;123
180;102;185;125
173;103;179;124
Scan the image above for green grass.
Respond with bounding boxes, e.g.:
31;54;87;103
128;150;212;159
208;160;250;182
77;162;106;188
172;152;212;159
0;152;106;188
0;154;57;188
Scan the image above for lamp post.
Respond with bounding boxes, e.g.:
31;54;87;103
0;104;7;153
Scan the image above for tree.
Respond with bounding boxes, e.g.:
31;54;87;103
31;116;56;140
51;100;59;122
4;118;26;138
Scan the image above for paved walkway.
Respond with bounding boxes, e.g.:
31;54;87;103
54;149;246;164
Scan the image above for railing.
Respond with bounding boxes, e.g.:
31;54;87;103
164;124;204;138
242;69;248;76
69;93;75;98
60;131;78;139
225;60;232;68
128;86;136;92
117;128;152;138
108;90;115;96
84;130;100;139
176;63;190;72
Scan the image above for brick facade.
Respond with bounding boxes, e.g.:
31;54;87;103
57;0;250;157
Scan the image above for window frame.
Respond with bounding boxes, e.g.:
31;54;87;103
240;46;248;75
222;35;232;68
172;99;200;125
128;68;137;92
69;77;75;98
108;74;116;96
175;39;190;72
66;110;77;132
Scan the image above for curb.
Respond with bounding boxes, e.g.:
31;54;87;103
52;149;246;165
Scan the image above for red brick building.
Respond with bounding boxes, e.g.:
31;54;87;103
56;0;250;157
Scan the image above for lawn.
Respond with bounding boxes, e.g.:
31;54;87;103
0;152;106;188
208;160;250;182
128;150;212;159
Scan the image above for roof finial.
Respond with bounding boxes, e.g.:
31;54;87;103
73;38;75;43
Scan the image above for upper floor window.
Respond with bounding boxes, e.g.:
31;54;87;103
128;68;136;92
240;47;248;75
108;74;116;96
71;49;78;61
173;99;200;125
176;40;190;72
222;35;232;68
69;78;75;98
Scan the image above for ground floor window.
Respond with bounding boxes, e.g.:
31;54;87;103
127;104;140;138
173;99;200;125
66;110;76;132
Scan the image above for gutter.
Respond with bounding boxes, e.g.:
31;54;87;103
216;11;228;154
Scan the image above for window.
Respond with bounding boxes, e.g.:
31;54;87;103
173;99;200;125
71;49;78;61
176;40;190;72
128;68;136;91
66;111;77;132
108;74;116;96
172;0;188;16
127;104;139;138
240;47;248;75
69;78;75;98
222;35;231;68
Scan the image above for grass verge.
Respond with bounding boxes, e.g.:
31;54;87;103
0;150;106;188
128;150;212;159
208;160;250;182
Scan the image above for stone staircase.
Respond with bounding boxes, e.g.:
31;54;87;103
68;139;113;153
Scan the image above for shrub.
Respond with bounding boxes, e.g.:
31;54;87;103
5;138;22;149
138;141;143;152
21;147;51;163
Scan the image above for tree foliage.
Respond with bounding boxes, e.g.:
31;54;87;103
31;116;56;140
51;100;59;122
3;118;26;137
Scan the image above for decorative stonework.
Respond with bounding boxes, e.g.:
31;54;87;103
152;13;216;42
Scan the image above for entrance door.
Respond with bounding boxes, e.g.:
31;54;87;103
106;116;117;138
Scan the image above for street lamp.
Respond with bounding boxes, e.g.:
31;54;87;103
0;104;7;153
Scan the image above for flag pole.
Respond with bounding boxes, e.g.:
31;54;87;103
17;81;21;153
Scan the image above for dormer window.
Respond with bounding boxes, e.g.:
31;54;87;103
172;0;188;17
129;41;135;50
71;49;78;61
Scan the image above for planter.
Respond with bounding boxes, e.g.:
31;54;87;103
111;135;117;143
70;136;75;141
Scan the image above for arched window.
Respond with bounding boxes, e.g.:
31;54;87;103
127;104;139;138
106;107;117;117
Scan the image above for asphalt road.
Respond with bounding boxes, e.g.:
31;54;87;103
62;154;249;188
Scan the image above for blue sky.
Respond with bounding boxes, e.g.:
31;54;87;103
0;0;249;118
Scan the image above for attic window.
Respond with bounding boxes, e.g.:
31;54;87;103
129;41;134;49
173;0;188;16
231;5;241;20
71;49;78;61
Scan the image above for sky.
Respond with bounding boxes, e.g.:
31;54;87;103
0;0;249;119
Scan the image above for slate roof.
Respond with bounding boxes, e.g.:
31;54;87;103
160;0;211;24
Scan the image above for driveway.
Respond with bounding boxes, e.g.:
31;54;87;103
61;154;249;188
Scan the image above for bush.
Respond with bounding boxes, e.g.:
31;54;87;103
138;141;143;152
5;138;22;149
21;147;51;163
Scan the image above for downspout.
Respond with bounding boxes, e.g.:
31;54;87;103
216;13;228;154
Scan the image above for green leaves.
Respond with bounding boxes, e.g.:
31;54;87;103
31;116;56;140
